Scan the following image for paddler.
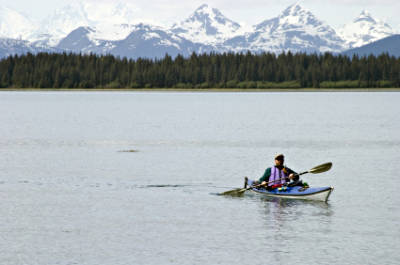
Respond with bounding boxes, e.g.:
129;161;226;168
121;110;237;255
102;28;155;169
253;154;300;190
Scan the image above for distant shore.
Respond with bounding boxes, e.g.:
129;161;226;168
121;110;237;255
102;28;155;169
1;88;400;92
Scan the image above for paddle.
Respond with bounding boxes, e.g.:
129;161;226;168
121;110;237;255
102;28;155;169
296;162;332;176
220;162;332;196
219;177;286;196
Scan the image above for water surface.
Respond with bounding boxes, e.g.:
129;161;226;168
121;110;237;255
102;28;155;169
0;91;399;265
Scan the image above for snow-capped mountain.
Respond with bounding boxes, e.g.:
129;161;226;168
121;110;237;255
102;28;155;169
112;24;214;58
32;3;90;47
338;10;396;48
31;0;141;46
0;38;36;58
0;38;57;58
57;27;102;53
225;3;346;53
0;2;399;58
171;4;243;45
57;24;214;59
0;6;38;40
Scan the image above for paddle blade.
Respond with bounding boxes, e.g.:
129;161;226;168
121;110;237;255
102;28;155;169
309;162;332;174
219;188;247;196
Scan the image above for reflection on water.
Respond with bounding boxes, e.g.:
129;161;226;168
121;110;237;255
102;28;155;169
255;195;334;260
253;195;333;219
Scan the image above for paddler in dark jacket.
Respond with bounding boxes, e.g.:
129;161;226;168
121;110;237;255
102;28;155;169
254;154;298;189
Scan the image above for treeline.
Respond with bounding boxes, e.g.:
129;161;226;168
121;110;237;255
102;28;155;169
0;52;400;89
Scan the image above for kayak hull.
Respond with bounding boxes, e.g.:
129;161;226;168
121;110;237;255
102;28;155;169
247;180;333;202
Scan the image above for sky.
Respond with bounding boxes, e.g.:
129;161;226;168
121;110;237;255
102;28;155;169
1;0;400;30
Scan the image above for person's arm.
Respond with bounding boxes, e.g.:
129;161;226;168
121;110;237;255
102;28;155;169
259;168;271;183
285;167;297;175
284;167;298;181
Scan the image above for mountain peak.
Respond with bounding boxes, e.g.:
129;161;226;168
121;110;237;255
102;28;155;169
190;4;229;21
193;3;223;17
282;2;308;16
268;2;324;30
195;4;210;11
354;10;376;23
171;4;241;44
276;2;321;27
360;10;371;17
250;3;344;53
339;10;395;48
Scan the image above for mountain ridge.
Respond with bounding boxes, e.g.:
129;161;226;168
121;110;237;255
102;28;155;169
343;34;400;57
225;3;346;53
0;3;398;58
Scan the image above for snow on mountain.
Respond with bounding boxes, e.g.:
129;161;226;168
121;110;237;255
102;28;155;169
112;24;214;58
57;24;214;59
2;2;400;58
225;3;346;53
83;1;139;25
57;25;145;55
171;4;243;45
31;0;141;46
338;10;396;48
0;37;57;58
31;2;91;46
87;24;142;42
0;38;35;58
56;27;103;54
0;6;38;40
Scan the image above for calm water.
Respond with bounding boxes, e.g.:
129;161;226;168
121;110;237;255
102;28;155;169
0;91;399;265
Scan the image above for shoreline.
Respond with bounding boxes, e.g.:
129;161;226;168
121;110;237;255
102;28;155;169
1;88;400;92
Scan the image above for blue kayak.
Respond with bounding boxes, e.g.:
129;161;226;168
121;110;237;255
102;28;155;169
246;179;333;202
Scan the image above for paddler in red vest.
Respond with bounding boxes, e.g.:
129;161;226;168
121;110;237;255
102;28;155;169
255;154;298;190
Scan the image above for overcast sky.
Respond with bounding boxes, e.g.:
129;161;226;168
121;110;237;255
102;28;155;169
1;0;399;30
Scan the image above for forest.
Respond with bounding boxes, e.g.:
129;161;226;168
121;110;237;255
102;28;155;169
0;52;399;89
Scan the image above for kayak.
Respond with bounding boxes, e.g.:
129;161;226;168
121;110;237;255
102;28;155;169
246;179;333;202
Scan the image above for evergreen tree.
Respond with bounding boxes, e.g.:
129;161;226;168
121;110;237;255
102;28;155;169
0;51;399;89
